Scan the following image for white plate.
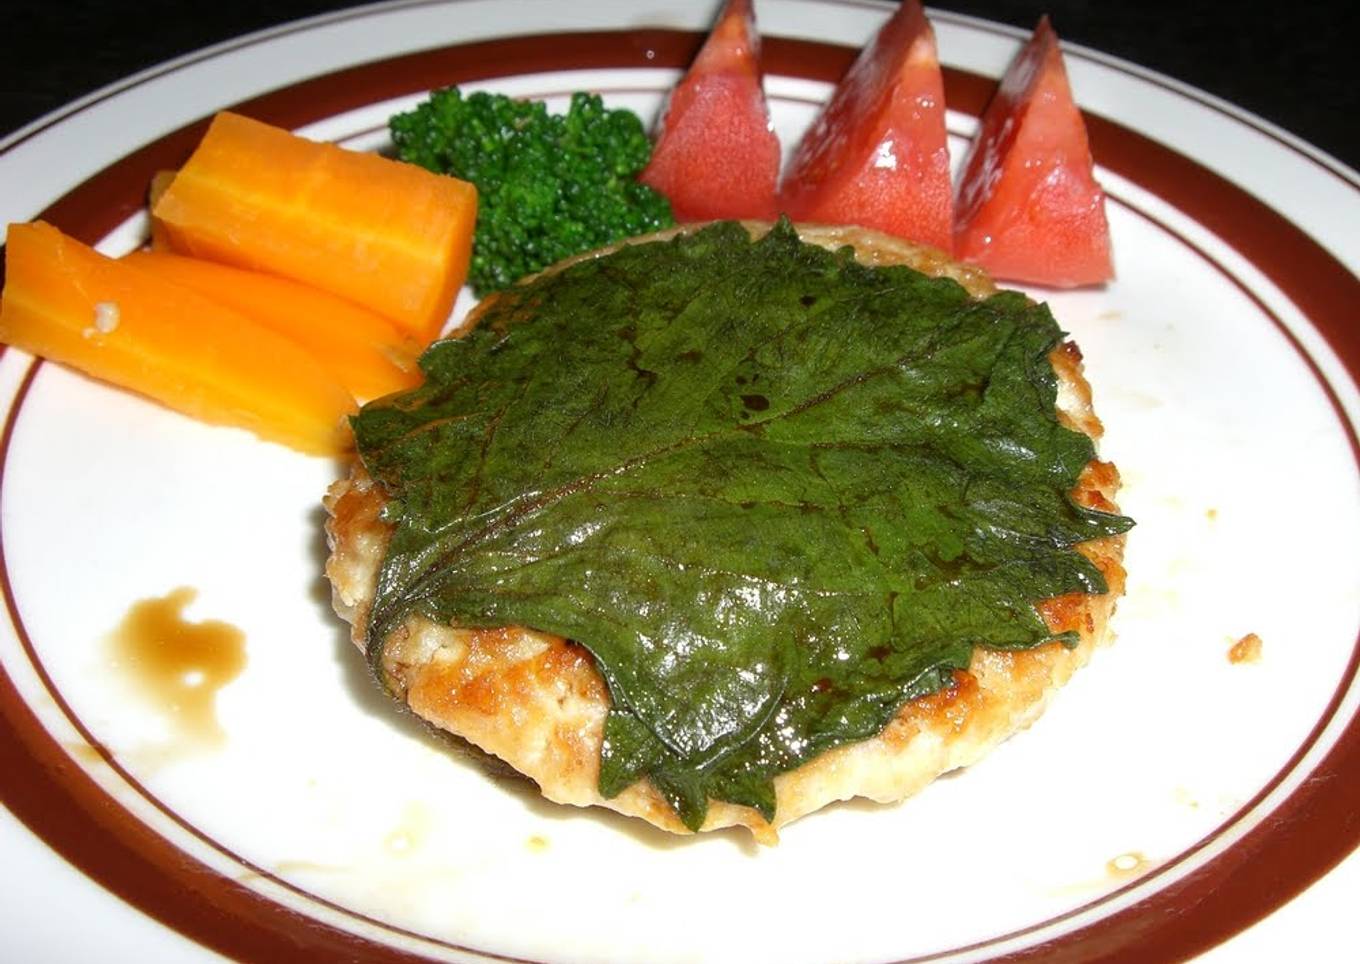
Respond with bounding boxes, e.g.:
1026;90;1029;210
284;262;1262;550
1;2;1357;961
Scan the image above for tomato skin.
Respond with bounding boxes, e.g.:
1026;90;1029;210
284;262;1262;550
777;0;953;252
953;17;1113;287
639;0;780;221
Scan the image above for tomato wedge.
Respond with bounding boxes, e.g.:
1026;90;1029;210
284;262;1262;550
638;0;780;221
777;0;952;251
953;18;1113;287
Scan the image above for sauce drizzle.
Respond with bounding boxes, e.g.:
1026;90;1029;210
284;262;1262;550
109;586;245;744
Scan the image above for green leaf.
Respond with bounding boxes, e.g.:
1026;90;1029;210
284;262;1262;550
354;220;1133;830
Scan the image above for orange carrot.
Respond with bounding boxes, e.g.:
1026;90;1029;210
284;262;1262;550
122;251;421;402
0;222;356;456
147;170;176;250
152;112;477;342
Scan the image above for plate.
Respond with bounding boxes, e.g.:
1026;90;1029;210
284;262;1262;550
2;2;1358;961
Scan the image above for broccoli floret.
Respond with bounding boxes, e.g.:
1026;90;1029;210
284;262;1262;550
390;89;674;295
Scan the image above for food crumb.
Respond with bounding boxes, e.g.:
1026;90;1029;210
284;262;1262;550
84;300;121;338
1205;507;1218;522
1106;851;1148;877
1228;633;1263;665
526;834;550;853
383;801;432;857
1172;786;1200;809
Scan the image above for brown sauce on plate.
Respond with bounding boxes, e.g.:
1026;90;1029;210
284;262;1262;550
109;586;245;744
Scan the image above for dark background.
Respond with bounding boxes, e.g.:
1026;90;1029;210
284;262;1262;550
2;0;1355;168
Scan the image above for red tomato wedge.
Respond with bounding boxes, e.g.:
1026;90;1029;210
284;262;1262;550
638;0;780;221
777;0;952;251
953;18;1113;287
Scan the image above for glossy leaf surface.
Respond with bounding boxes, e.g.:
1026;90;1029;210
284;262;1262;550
354;221;1132;828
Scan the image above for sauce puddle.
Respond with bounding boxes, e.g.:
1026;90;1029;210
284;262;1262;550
108;586;246;745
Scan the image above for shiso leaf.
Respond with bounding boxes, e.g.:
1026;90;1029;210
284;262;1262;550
353;220;1133;830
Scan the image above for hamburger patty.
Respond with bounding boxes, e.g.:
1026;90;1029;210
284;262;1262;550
324;223;1127;843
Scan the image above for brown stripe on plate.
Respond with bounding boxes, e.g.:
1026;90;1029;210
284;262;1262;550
0;26;1357;964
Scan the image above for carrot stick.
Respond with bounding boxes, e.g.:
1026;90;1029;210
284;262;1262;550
0;221;356;455
122;250;421;402
152;112;477;342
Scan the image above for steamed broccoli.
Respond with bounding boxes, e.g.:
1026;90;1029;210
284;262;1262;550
389;88;674;295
